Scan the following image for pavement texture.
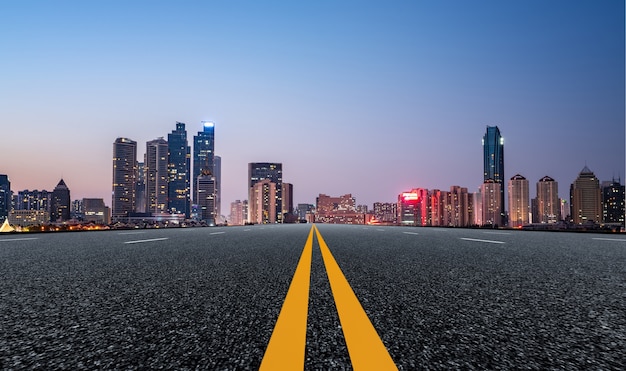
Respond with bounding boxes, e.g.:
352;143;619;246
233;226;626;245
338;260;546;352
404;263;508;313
0;224;624;370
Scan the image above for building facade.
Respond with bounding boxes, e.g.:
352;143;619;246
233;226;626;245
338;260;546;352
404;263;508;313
112;137;137;221
602;179;625;225
83;198;111;224
570;166;602;224
248;162;283;223
146;138;169;214
193;121;215;204
167;122;191;217
483;126;505;225
50;179;71;222
251;179;277;224
316;193;364;224
481;180;502;227
373;202;397;224
535;176;560;223
508;174;529;228
281;182;293;217
196;170;217;224
229;200;246;226
0;175;11;222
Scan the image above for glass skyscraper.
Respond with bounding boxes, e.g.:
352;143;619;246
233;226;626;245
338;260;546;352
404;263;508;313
193;122;215;204
482;126;505;225
167;122;190;217
0;174;10;222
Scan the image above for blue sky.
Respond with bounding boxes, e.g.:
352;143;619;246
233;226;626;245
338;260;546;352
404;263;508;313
1;1;624;210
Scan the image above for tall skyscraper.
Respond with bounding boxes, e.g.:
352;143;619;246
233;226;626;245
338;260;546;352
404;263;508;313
448;185;471;227
482;126;505;225
146;138;169;214
0;175;10;222
136;162;146;213
214;155;222;220
193;121;215;204
196;169;217;224
50;179;71;222
508;174;529;228
535;176;560;223
167;122;191;217
229;200;245;226
602;178;624;225
570;166;602;224
112;138;137;221
248;162;283;223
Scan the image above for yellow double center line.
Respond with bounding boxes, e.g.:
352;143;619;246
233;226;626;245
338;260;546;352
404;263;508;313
260;225;397;370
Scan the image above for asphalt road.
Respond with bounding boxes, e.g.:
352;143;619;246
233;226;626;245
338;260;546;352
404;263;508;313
0;224;624;369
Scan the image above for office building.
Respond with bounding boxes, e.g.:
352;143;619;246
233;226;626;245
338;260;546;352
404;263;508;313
193;121;215;204
112;138;137;221
8;210;49;227
229;200;246;226
482;126;505;225
481;180;502;227
196;169;217;224
570;166;602;224
448;186;471;227
602;179;624;225
83;198;111;224
248;162;282;223
251;179;277;224
535;176;560;223
397;189;428;226
214;155;221;220
136;162;146;213
281;182;293;216
297;204;315;221
146;138;169;214
15;189;50;212
50;179;71;222
508;174;529;228
0;175;10;222
373;202;397;224
167;122;191;217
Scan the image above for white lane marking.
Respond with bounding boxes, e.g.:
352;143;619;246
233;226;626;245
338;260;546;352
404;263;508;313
210;232;226;235
592;238;626;242
118;231;146;235
124;238;169;244
460;238;505;244
483;231;511;235
244;229;251;231
403;232;419;235
0;237;39;242
376;229;385;231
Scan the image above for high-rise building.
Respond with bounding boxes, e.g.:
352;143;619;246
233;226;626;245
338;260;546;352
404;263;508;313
602;178;624;225
316;193;364;224
397;189;428;226
193;121;215;204
16;190;50;212
50;179;71;222
482;126;505;225
146;138;169;214
112;138;137;221
570;166;602;224
196;169;217;224
251;179;277;224
214;155;221;220
167;122;191;217
229;200;245;226
508;174;529;228
248;162;283;223
0;175;10;222
473;190;483;226
481;180;502;227
281;182;293;217
448;186;471;227
535;176;560;223
136;162;146;213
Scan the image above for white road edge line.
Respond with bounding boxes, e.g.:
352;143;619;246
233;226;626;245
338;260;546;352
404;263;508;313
210;231;226;235
0;237;39;242
460;237;505;244
592;238;626;242
403;232;419;235
124;238;169;244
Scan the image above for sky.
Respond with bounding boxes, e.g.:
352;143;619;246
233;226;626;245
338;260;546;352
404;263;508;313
1;0;624;211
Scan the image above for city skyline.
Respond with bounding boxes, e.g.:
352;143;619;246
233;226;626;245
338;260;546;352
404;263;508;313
1;1;624;208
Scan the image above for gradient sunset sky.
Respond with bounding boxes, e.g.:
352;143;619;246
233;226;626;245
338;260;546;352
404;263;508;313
1;1;624;210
